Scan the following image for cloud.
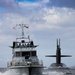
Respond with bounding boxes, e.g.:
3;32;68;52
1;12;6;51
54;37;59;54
19;1;40;8
0;0;20;13
0;6;75;33
47;0;75;9
43;7;75;28
25;7;75;32
0;0;49;14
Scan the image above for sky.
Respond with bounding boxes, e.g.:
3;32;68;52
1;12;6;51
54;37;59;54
0;0;75;67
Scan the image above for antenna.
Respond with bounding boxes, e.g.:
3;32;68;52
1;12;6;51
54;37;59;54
57;39;58;46
17;23;27;38
57;39;61;50
59;39;60;47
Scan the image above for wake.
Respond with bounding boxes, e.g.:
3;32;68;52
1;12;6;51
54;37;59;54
0;71;27;75
0;71;64;75
0;70;73;75
48;71;65;75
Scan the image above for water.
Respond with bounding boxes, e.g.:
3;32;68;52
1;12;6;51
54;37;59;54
0;71;27;75
0;68;75;75
42;68;75;75
43;71;65;75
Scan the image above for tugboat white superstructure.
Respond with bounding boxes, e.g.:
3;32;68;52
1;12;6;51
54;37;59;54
8;23;43;75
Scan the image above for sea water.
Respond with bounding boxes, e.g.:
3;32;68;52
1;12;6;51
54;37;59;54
0;71;27;75
0;69;75;75
42;68;75;75
0;71;64;75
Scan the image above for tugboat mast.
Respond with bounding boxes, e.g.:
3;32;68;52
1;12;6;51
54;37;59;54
17;23;26;38
16;23;30;41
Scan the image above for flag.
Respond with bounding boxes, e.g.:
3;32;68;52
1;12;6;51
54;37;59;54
24;26;29;28
13;25;17;29
13;25;29;29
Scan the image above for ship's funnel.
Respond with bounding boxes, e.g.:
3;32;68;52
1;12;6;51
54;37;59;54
46;39;71;67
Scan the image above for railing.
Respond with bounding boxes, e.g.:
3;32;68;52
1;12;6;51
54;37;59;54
7;60;43;67
13;48;36;52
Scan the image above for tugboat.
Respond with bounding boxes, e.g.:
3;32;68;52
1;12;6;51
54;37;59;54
7;23;43;75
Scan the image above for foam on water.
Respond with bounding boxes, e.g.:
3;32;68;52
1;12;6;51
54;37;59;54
0;71;27;75
48;71;64;75
0;70;74;75
0;71;10;75
43;71;65;75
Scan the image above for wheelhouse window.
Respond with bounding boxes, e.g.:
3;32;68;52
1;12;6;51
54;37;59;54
22;51;36;56
32;51;36;56
15;51;37;57
22;52;30;57
16;52;20;57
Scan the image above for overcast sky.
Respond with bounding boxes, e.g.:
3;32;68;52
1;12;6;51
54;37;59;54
0;0;75;67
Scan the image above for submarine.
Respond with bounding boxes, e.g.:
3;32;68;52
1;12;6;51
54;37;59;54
46;39;72;68
44;39;73;75
7;23;44;75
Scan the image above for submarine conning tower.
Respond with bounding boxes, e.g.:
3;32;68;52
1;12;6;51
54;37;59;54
46;39;72;68
56;39;61;65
